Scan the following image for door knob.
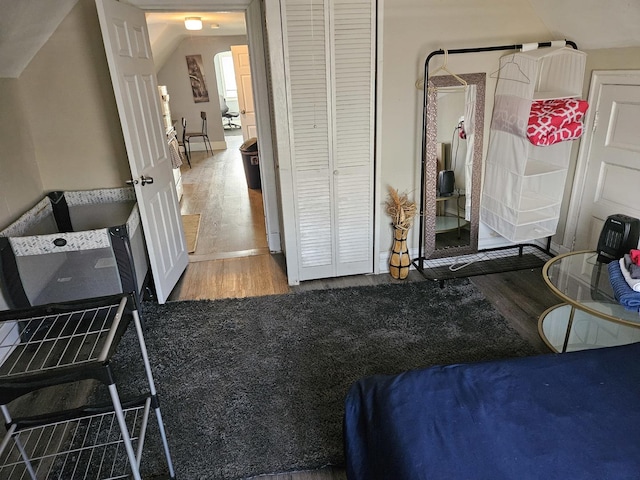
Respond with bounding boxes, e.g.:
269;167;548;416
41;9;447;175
141;175;154;186
126;179;138;185
241;109;246;114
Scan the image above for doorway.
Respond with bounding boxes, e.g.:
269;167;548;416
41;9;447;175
144;6;284;298
215;51;243;132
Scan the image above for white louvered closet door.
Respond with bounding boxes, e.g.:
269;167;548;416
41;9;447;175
282;0;375;281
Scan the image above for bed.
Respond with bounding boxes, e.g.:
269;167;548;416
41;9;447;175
344;342;640;480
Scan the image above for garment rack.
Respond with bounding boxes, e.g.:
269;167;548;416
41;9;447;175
414;40;578;275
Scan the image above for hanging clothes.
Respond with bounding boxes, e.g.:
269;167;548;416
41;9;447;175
463;85;476;222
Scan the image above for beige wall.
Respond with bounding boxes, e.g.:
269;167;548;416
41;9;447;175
378;5;640;256
157;35;247;147
380;2;552;193
0;79;43;227
2;0;639;267
584;47;640;87
19;0;129;196
378;1;553;253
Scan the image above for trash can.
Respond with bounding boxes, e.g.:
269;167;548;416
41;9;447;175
239;137;261;189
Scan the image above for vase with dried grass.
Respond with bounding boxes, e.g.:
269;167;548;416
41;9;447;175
385;187;417;280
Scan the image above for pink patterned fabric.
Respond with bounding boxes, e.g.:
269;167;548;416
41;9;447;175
527;98;589;146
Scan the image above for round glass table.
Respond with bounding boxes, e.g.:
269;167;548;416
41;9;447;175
540;250;640;352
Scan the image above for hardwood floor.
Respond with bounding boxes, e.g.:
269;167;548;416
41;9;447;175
169;135;280;301
165;141;559;479
179;134;269;258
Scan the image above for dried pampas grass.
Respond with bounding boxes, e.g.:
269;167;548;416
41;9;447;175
385;187;417;230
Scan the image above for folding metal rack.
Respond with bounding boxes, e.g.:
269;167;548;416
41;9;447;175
0;293;176;479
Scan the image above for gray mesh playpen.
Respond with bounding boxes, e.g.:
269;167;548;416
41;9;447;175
0;188;148;310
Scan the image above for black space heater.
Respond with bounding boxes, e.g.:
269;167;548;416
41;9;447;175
596;214;640;263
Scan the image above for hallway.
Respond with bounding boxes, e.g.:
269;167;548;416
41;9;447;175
168;136;290;301
180;134;268;261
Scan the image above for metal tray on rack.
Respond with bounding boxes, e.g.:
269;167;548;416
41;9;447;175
0;293;176;480
0;397;151;479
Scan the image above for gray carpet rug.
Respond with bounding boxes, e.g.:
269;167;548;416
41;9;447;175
109;278;541;480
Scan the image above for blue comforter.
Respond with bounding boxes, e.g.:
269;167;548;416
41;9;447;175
344;343;640;480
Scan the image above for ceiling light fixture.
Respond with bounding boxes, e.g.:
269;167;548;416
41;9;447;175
184;17;203;31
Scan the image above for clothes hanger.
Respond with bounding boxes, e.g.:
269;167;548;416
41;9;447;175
428;50;468;88
489;55;530;84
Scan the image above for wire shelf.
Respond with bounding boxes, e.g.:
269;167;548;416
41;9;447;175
416;244;552;281
0;298;127;379
0;294;176;480
0;398;150;480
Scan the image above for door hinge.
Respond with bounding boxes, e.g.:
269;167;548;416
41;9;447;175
592;110;599;133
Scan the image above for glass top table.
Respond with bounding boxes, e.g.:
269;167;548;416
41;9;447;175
539;250;640;352
435;193;467;234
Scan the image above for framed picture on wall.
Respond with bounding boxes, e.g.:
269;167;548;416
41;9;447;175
185;54;209;103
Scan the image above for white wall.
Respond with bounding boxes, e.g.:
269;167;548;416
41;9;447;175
157;35;247;149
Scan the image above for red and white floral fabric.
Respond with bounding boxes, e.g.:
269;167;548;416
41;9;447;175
527;98;589;146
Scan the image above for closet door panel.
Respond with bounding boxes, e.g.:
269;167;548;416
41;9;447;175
283;0;334;280
297;172;334;275
285;0;331;175
335;171;372;269
331;0;375;275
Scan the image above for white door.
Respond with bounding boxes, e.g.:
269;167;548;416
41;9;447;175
96;0;188;304
231;45;257;140
569;78;640;251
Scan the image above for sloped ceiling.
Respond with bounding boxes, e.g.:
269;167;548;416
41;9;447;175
0;0;79;78
145;11;247;70
527;0;640;50
0;0;639;79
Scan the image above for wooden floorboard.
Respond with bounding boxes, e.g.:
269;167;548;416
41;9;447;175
178;135;268;258
470;268;559;354
248;467;347;480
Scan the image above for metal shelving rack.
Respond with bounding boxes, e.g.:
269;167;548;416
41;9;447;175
0;293;176;479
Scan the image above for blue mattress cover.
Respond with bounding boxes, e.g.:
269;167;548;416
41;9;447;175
344;342;640;480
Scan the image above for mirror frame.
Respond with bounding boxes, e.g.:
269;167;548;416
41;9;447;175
422;72;486;259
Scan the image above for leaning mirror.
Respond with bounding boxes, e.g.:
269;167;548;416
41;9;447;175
423;72;485;259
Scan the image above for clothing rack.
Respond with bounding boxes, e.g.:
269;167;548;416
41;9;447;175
414;40;578;274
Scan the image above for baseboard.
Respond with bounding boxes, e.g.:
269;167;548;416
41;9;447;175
267;232;281;252
188;140;226;151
